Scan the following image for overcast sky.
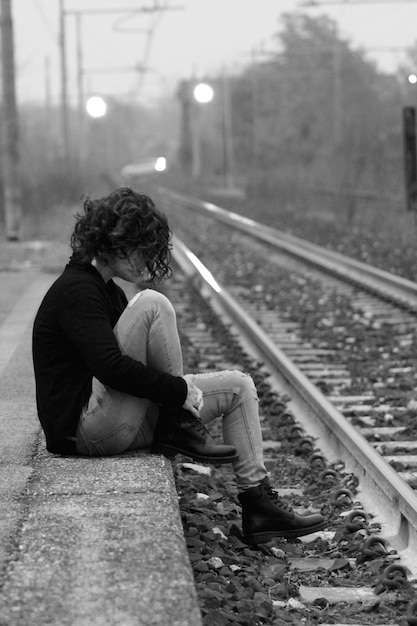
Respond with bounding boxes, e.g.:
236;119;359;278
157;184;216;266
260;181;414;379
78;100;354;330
12;0;417;107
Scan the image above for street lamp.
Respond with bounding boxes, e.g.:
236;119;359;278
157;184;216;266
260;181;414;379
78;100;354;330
86;95;107;118
193;82;214;104
154;156;167;172
191;82;214;177
408;74;417;85
84;95;109;179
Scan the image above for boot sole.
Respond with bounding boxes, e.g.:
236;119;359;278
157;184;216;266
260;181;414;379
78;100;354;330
243;519;327;544
151;442;239;464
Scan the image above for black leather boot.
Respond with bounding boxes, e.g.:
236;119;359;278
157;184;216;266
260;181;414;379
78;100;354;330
151;406;239;464
238;477;326;543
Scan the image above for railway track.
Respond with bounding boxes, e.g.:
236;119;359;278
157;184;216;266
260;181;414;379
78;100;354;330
162;255;416;625
155;188;417;587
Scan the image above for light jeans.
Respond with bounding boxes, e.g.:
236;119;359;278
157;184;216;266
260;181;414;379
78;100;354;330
75;288;267;491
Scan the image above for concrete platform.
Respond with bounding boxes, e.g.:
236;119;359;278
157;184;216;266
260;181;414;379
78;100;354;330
0;268;202;626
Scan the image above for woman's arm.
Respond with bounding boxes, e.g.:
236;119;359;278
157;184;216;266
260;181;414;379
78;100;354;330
59;280;187;406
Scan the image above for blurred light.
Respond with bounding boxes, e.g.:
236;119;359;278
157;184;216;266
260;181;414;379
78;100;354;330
154;156;167;172
185;250;221;293
408;74;417;85
121;156;168;178
86;96;107;118
193;83;214;104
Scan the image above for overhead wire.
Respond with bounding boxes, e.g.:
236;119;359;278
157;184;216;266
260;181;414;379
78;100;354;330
34;0;59;44
110;0;171;99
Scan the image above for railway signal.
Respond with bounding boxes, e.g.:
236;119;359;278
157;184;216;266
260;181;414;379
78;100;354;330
403;106;417;212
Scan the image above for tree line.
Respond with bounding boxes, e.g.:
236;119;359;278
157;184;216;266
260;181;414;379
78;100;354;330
195;13;416;225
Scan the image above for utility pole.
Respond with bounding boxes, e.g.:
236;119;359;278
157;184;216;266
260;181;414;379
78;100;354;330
332;43;342;147
177;80;193;174
0;0;22;241
59;0;70;167
75;13;84;122
44;56;52;109
221;70;235;191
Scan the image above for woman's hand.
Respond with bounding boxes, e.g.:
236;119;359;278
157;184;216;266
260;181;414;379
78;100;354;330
182;374;204;417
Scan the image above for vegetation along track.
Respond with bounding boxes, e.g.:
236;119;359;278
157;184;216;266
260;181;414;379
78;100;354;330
156;190;417;609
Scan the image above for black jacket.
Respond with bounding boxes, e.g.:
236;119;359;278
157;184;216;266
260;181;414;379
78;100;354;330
32;260;187;454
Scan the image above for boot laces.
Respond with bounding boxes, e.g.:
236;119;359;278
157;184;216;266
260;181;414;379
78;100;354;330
263;481;294;513
190;416;208;437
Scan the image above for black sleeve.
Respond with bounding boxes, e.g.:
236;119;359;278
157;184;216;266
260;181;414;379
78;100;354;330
59;280;187;406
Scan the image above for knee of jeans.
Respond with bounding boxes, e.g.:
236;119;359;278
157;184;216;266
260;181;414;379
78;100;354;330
131;289;176;319
229;370;259;402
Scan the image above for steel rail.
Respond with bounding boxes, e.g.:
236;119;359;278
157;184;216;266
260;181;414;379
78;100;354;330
172;233;417;564
160;188;417;309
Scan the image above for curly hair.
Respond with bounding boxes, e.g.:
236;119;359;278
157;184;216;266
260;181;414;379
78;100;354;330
70;187;172;281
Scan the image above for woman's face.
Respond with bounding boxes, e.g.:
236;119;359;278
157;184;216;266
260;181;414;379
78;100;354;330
108;250;147;282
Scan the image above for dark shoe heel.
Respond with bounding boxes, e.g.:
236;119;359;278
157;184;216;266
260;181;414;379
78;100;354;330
243;518;327;544
152;441;239;464
190;451;239;464
150;442;177;459
152;407;238;464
